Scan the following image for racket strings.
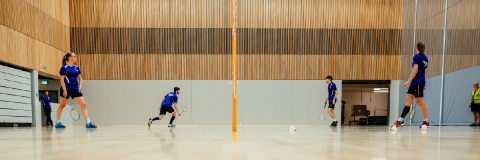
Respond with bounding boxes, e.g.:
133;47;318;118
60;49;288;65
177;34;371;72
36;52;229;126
71;109;80;120
68;100;81;121
319;104;327;121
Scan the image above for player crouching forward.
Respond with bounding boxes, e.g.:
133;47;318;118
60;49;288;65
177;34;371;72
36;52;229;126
148;87;181;128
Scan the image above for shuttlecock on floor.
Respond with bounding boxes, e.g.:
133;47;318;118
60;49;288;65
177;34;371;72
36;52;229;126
421;125;428;130
390;125;397;131
290;130;296;135
290;125;296;131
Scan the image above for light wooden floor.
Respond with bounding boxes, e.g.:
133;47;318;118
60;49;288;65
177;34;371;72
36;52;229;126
1;125;479;160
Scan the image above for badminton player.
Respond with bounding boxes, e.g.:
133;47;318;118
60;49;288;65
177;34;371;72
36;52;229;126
149;87;181;128
55;53;97;128
391;42;429;129
325;76;338;127
39;91;53;126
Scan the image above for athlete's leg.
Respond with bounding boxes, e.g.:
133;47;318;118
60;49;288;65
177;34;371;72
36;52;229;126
169;112;176;124
415;97;428;120
391;94;414;128
152;114;164;121
56;97;68;121
55;97;69;128
74;97;90;120
327;108;335;118
400;94;415;119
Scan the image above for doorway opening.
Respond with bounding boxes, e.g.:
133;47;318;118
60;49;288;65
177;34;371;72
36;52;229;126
342;80;390;125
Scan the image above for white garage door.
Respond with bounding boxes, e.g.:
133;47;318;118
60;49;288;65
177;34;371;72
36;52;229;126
0;64;32;123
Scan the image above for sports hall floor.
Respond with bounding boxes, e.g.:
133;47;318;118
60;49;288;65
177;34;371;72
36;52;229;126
1;125;479;160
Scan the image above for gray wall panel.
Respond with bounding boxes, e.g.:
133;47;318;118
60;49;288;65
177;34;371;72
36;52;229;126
240;80;259;125
257;81;276;125
107;80;125;125
209;81;228;125
292;80;309;125
192;81;211;125
236;81;244;125
76;80;343;125
124;80;143;125
87;80;108;125
443;66;480;124
225;81;233;125
275;81;292;125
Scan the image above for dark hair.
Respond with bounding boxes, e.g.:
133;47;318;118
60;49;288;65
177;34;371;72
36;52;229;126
44;91;48;93
63;52;73;65
174;87;180;92
416;42;425;54
326;76;333;81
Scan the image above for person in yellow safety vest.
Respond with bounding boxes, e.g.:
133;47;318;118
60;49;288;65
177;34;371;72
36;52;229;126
470;81;480;126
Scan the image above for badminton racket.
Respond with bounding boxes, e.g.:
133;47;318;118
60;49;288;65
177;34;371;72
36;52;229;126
69;100;80;121
319;103;327;121
409;103;417;120
179;106;187;116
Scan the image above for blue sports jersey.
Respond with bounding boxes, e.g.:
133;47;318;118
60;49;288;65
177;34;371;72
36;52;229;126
328;82;337;102
411;54;428;86
39;95;51;109
161;92;178;107
59;64;81;91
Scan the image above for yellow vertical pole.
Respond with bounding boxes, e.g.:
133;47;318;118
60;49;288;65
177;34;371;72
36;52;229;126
232;0;237;132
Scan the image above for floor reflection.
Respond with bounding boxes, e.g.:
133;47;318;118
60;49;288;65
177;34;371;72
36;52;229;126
0;126;478;160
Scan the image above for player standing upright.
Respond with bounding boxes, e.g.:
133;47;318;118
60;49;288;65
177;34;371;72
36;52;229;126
55;52;97;128
391;42;429;130
325;76;338;127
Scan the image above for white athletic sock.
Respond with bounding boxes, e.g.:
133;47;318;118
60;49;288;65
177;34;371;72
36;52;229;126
333;118;337;122
398;117;404;121
423;119;428;122
86;119;91;123
56;120;60;123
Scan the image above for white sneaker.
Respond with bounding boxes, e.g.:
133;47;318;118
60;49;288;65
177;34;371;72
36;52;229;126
168;124;176;128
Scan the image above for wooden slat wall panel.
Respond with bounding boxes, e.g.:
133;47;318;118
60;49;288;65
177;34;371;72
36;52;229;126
76;54;399;80
1;0;37;38
0;25;36;69
401;0;446;79
70;0;403;80
72;28;400;55
0;0;69;77
70;0;402;29
445;0;480;74
35;40;65;76
401;0;480;79
0;0;70;53
76;54;233;80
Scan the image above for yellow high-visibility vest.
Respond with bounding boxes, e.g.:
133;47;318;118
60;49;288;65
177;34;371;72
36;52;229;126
472;89;480;104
